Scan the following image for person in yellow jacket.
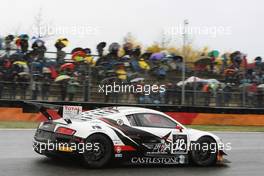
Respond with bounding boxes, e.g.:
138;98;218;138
84;56;96;66
83;48;96;67
138;58;150;71
116;65;127;80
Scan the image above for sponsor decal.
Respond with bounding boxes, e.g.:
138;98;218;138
117;119;124;126
116;146;122;153
145;134;188;155
92;125;102;130
131;156;186;165
115;154;123;158
114;145;136;153
172;134;188;153
63;106;82;119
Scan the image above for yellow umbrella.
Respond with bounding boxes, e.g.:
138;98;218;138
57;38;69;47
138;58;150;70
84;56;96;66
116;69;127;80
13;61;27;66
55;75;71;82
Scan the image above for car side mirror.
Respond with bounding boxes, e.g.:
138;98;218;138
176;125;183;132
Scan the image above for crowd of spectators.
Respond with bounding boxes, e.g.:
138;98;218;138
0;34;263;107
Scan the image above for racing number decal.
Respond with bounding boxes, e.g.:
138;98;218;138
172;135;187;154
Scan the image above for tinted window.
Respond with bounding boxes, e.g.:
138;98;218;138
130;113;176;128
126;114;137;126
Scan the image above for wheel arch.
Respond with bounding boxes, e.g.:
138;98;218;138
188;129;222;145
86;132;114;146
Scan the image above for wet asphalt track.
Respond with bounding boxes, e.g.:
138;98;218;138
0;130;263;176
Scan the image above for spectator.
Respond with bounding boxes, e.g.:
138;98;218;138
67;77;79;101
216;84;224;107
60;80;68;101
55;38;68;66
17;74;30;100
202;83;210;106
223;83;232;106
31;75;41;100
41;74;52;100
247;82;257;107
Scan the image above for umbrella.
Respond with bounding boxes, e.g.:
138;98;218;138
71;82;80;86
32;39;44;48
230;51;241;60
97;42;107;49
239;83;251;89
204;79;220;84
72;51;86;58
224;69;236;76
208;50;220;57
70;82;80;86
149;53;165;61
71;47;84;54
18;72;29;76
42;67;51;73
177;76;205;86
13;61;26;65
60;63;75;71
55;38;69;50
19;34;29;40
55;75;71;82
5;35;14;41
56;38;69;47
195;57;211;65
101;76;119;84
130;77;144;83
13;61;27;66
109;42;120;52
257;84;264;89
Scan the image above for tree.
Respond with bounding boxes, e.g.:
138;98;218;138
32;8;53;38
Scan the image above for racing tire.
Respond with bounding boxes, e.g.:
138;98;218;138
44;153;63;160
83;134;113;168
190;136;218;166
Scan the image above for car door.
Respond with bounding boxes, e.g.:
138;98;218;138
125;113;189;155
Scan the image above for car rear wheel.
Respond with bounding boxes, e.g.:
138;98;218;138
83;134;113;168
191;136;217;166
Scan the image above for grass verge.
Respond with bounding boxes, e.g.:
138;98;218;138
0;121;39;129
187;125;264;132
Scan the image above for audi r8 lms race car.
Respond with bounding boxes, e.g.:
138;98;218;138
33;106;227;168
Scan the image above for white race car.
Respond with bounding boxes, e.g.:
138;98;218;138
33;106;227;168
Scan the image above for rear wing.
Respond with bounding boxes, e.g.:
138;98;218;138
23;101;63;121
23;101;83;124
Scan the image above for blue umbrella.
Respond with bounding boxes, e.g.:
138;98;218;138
150;53;165;61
